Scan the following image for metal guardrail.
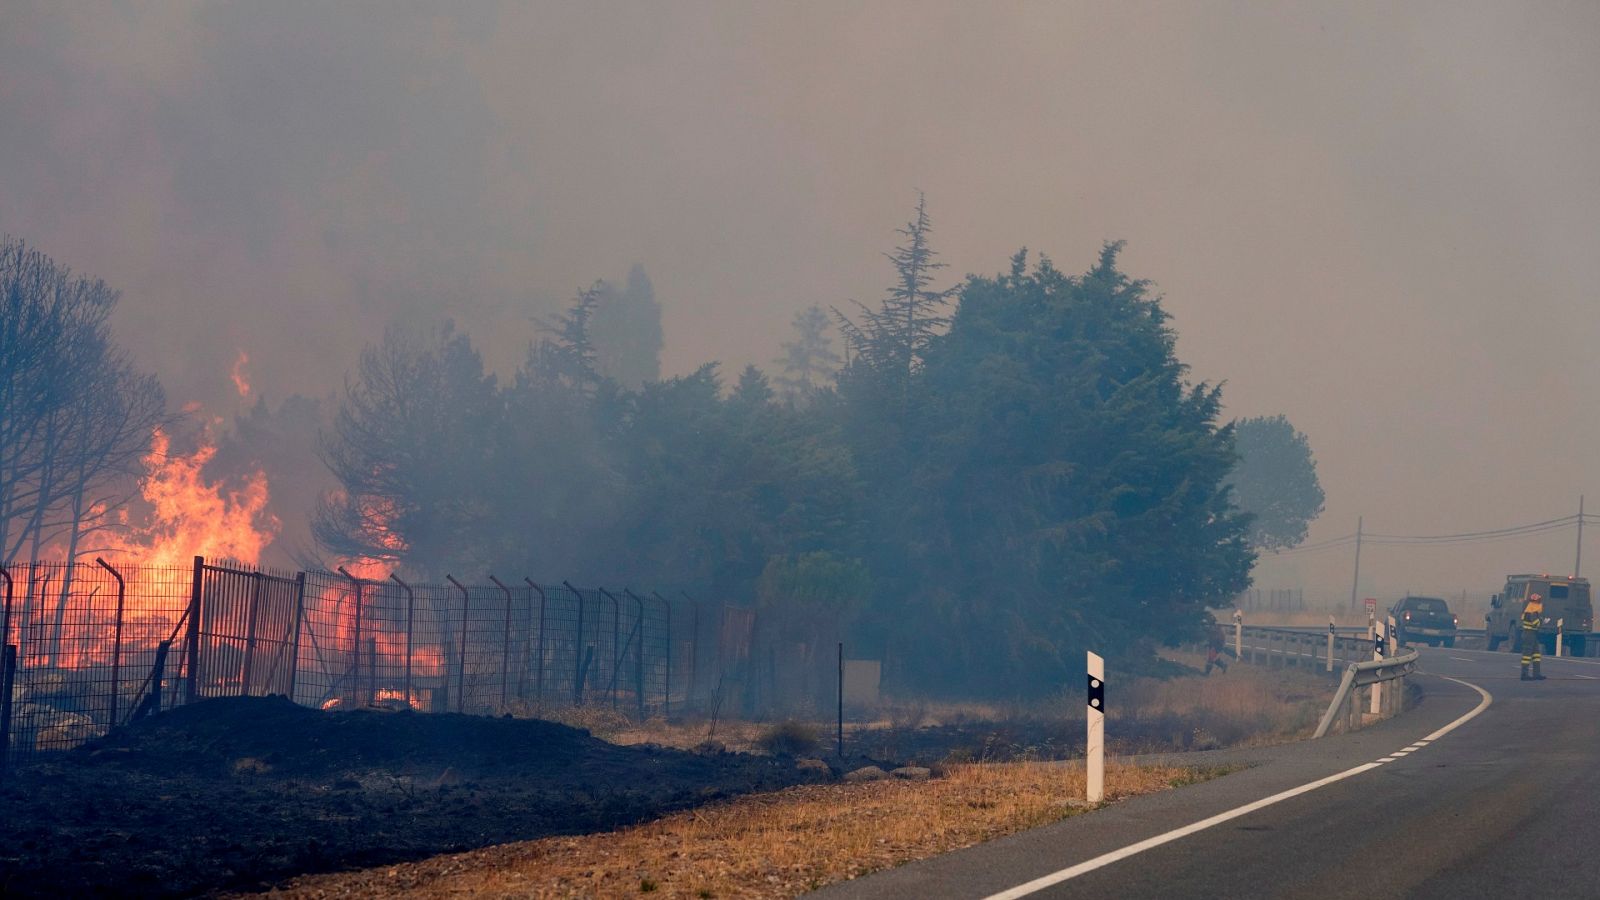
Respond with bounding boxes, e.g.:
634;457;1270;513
1226;624;1417;740
1233;624;1373;672
1313;648;1419;737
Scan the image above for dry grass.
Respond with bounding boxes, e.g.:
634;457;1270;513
1127;649;1327;748
253;760;1218;900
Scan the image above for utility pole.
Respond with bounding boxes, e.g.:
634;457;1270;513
1348;516;1363;616
1576;495;1585;578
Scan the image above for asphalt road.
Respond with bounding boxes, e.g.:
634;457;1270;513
817;647;1600;899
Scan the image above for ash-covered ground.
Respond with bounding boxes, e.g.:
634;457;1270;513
0;697;848;897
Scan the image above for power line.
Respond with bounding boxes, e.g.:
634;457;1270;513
1268;513;1590;555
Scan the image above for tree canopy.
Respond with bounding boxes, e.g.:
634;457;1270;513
316;205;1257;696
1229;414;1325;551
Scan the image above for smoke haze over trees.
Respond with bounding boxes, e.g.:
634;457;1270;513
314;209;1255;695
1230;415;1326;551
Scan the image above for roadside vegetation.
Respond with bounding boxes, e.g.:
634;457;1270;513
252;761;1223;899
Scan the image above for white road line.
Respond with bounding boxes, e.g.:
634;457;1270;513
1376;757;1397;763
1573;673;1598;680
1449;656;1473;662
1446;647;1600;666
980;676;1494;900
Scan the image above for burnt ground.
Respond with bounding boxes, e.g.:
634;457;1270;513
0;697;865;898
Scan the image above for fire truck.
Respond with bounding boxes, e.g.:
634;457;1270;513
1486;574;1592;657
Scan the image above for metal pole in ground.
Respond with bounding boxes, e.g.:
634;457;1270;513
490;576;514;711
185;556;204;703
0;644;15;779
1087;651;1105;803
447;576;470;713
391;574;414;707
1233;609;1242;660
836;642;844;758
683;592;699;710
95;558;126;727
566;581;585;706
337;567;364;705
527;579;546;704
288;572;306;703
1557;619;1565;658
654;592;672;716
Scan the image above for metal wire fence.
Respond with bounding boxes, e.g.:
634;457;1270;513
0;557;732;766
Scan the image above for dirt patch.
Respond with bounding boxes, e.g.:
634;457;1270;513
0;697;875;898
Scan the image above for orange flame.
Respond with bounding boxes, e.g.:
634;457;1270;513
230;350;251;399
118;426;281;568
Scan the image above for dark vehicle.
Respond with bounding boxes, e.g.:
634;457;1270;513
1486;574;1593;656
1389;596;1457;647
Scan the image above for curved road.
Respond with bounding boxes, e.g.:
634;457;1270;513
817;647;1600;899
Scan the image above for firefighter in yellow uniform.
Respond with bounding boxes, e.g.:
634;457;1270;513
1520;592;1547;681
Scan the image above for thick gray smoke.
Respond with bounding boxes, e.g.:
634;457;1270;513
3;1;1599;597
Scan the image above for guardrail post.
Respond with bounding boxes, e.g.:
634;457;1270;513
1370;619;1387;716
1327;618;1336;673
1086;651;1105;803
1233;610;1242;661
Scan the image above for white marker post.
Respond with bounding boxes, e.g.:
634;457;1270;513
1233;610;1242;660
1387;615;1398;658
1326;616;1336;672
1557;619;1565;658
1370;618;1387;716
1087;651;1105;804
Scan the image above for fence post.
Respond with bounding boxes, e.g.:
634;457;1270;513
654;592;672;715
526;579;546;705
390;574;414;707
598;588;621;711
0;566;12;655
147;640;171;718
287;573;307;703
837;641;844;758
0;644;15;777
95;558;126;726
683;592;699;711
337;567;364;705
565;581;585;706
490;576;514;712
447;576;470;714
239;572;264;696
185;556;204;703
625;590;646;720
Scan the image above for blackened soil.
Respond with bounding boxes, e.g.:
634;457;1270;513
0;697;838;898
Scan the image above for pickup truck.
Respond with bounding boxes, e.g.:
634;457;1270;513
1389;595;1457;648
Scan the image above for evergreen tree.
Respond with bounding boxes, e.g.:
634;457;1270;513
774;305;841;403
833;192;956;404
591;264;663;389
875;244;1254;694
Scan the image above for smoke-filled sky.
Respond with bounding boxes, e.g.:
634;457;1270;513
4;1;1600;602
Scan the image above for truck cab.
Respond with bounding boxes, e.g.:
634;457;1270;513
1486;574;1592;656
